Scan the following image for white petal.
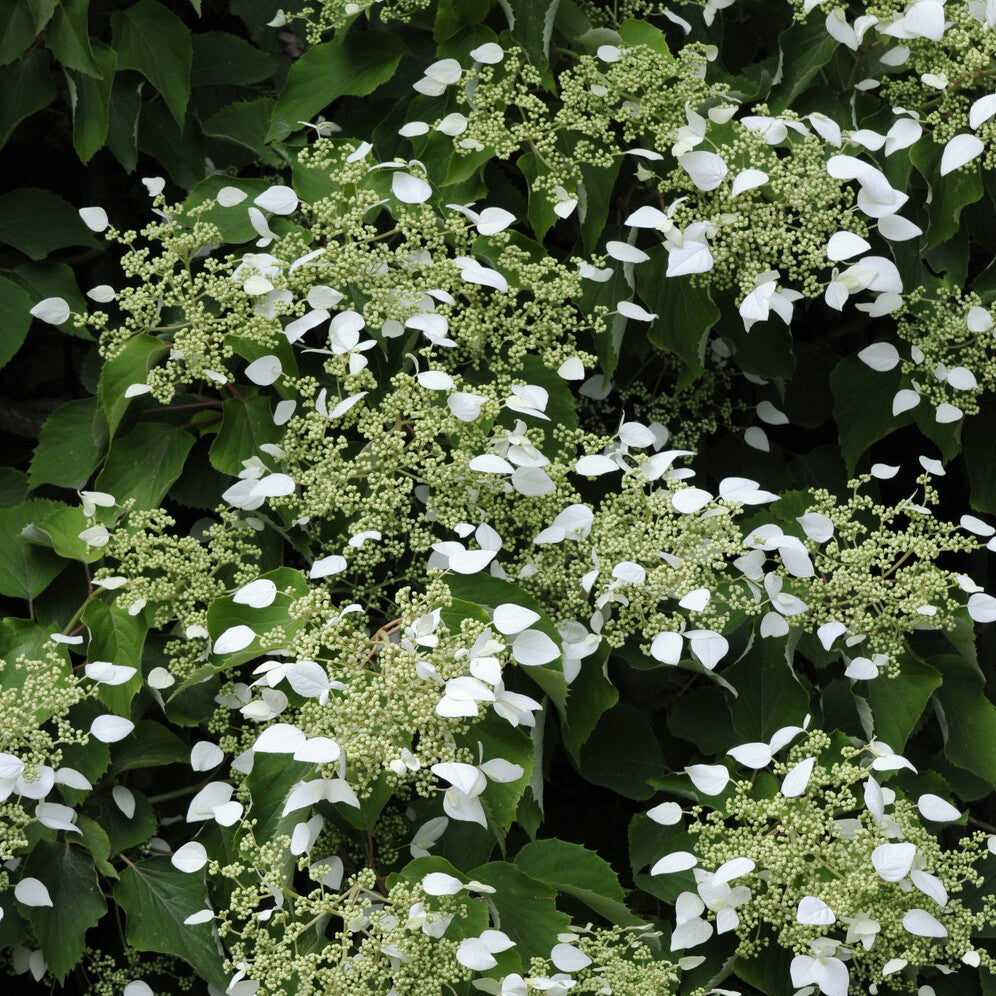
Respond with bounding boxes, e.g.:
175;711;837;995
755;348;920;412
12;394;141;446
903;908;947;937
970;94;996;130
310;555;347;579
113;785;136;818
423;872;464;895
576;454;620;476
727;743;772;768
512;629;560;667
183;909;214;925
190;741;224;771
233;579;278;608
672;488;712;514
917;794;961;822
911;869;948;907
713;856;755;884
666;241;713;277
625;206;669;228
14;878;53;907
254;185;298;215
617;301;657;321
254;724;306;754
476;207;516;235
940;134;984;176
968;592;996;622
797;896;835;925
781;756;815;797
685;763;729;796
551;943;592;972
892;389;920;415
213;625;256;655
647;801;683;825
872;841;917;882
687;630;728;670
858;342;900;371
36;801;81;834
84;661;137;685
244;355;282;386
493;604;540;635
605;241;650;264
218;186;247;207
30;297;71;325
877;214;922;240
90;715;135;743
650;851;698;874
392;173;432;204
650;632;683;665
171;841;208;873
731;169;768;197
828;231;872;261
79;206;109;232
470;42;504;64
947;366;978;391
284;660;332;699
679;151;728;191
124;983;154;996
457;938;498;971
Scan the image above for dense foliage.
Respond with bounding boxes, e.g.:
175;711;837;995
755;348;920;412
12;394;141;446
5;1;996;995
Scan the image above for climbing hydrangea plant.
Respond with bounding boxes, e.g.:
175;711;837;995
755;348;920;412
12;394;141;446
5;2;996;996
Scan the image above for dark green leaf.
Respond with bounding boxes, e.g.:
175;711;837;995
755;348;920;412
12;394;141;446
830;354;903;475
24;842;106;982
95;422;195;509
867;654;941;751
724;641;809;743
267;31;406;142
202;99;283;167
138;98;206;190
964;401;996;514
0;500;64;601
209;395;283;476
29;397;106;490
114;857;228;986
246;751;311;844
0;468;29;506
66;40;117;162
0;274;33;370
29;0;60;33
932;655;996;787
12;261;88;334
191;31;277;86
561;642;617;759
578;703;666;800
468;861;570;961
768;17;838;114
111;0;192;125
910;137;984;248
0;187;99;260
0;1;38;66
0;49;55;150
640;251;719;372
105;73;143;172
96;786;156;855
45;0;99;76
84;600;148;714
109;719;188;774
497;0;560;80
514;838;641;925
98;334;168;435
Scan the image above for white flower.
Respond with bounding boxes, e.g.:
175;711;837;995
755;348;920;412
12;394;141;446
790;938;849;996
